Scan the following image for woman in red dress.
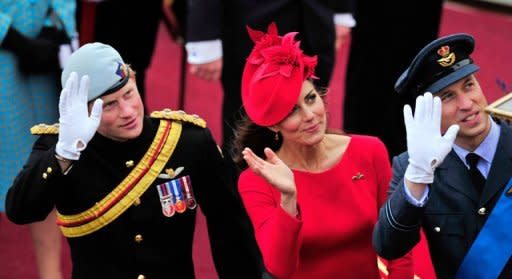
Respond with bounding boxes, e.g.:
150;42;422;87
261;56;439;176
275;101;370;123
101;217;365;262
232;23;413;279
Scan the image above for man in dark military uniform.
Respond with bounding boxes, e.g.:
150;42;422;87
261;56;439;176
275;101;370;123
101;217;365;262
373;34;512;278
5;43;262;279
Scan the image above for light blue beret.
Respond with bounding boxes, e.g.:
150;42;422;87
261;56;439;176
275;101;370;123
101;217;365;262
61;42;129;101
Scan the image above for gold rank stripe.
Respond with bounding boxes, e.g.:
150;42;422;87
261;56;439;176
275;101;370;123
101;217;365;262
56;120;182;238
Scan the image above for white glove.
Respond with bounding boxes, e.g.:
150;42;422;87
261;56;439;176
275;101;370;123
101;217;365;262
404;92;460;184
56;72;103;160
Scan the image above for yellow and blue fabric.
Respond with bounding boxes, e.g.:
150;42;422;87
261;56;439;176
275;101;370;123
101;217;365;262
0;0;76;211
455;178;512;279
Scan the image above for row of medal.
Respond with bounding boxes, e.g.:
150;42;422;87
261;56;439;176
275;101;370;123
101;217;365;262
156;175;197;217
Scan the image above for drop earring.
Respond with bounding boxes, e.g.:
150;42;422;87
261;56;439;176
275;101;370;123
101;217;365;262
274;132;279;141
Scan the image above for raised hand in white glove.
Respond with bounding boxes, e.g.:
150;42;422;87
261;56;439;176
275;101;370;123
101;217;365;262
404;92;460;184
55;72;103;160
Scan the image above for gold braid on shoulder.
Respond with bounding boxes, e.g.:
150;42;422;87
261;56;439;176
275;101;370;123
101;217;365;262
150;109;206;128
30;123;60;135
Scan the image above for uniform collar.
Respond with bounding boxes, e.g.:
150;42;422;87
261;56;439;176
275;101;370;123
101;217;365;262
453;116;500;173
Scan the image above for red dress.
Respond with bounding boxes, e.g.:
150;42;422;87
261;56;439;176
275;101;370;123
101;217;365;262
238;135;413;279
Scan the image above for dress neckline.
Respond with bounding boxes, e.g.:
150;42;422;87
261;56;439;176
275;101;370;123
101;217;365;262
292;135;353;176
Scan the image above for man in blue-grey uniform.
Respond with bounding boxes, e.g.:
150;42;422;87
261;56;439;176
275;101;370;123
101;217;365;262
373;33;512;278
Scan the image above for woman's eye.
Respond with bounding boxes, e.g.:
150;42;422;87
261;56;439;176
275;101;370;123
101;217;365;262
287;106;299;117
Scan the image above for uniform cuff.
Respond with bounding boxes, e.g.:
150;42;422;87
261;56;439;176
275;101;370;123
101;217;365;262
185;39;223;64
403;181;430;207
334;13;356;28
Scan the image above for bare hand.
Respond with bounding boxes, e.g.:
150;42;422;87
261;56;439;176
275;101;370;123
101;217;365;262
189;58;222;81
335;25;351;50
242;147;296;197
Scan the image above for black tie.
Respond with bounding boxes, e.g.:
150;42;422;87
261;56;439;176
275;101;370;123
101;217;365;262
465;153;485;195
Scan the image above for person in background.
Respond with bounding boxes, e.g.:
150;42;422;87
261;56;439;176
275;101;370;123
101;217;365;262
373;33;512;278
232;24;413;279
6;42;262;279
343;0;443;158
185;0;356;153
77;0;162;109
0;1;77;278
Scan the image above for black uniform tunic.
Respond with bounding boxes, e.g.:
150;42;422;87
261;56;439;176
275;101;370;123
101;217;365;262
6;115;262;279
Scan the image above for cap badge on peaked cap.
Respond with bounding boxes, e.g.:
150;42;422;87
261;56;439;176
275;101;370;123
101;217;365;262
437;45;456;67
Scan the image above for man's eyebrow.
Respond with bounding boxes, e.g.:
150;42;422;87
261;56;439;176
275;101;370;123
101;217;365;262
103;99;117;106
438;89;453;96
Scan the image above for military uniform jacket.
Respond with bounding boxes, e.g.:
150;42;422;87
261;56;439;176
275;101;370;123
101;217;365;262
373;122;512;278
6;115;262;279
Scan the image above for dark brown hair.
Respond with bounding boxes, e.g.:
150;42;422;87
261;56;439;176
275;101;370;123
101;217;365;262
231;83;333;170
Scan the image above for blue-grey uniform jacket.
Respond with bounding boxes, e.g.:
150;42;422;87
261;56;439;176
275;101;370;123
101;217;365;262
373;122;512;278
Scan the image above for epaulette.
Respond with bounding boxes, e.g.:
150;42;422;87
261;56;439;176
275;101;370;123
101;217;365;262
30;123;59;135
150;109;206;128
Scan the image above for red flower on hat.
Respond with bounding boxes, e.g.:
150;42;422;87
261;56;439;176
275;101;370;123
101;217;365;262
252;31;317;81
302;54;318;80
246;22;281;66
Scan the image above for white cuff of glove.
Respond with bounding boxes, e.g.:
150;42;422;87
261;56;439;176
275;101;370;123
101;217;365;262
404;161;434;184
55;139;86;161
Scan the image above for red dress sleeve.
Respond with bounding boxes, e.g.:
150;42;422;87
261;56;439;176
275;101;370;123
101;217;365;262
238;170;303;279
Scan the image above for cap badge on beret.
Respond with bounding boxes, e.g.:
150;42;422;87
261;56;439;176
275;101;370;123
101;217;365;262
115;62;127;79
437;46;456;67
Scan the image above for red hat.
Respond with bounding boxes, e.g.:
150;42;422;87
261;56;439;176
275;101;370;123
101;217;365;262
241;23;317;126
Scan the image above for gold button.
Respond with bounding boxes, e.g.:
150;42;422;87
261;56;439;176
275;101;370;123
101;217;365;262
133;198;141;206
478;207;486;215
42;172;48;179
46;167;53;174
137;275;145;279
434;226;441;233
135;234;143;243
